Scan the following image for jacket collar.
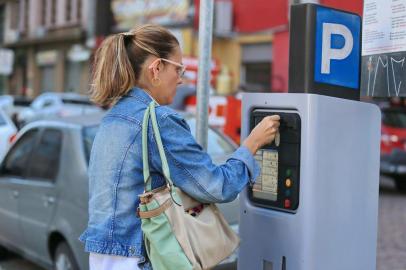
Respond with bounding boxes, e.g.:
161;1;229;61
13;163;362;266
125;87;157;105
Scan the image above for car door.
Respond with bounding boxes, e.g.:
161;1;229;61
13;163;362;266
0;128;39;248
18;128;63;261
0;110;17;161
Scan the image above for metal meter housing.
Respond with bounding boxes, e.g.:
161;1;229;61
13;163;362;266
249;109;301;213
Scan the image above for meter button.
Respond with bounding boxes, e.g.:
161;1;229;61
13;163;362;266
285;178;292;188
284;199;291;208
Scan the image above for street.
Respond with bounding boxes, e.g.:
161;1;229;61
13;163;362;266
377;176;406;270
0;176;405;270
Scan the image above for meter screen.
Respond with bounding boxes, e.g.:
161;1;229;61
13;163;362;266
253;149;278;201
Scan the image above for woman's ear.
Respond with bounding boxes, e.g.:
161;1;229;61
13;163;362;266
150;59;161;79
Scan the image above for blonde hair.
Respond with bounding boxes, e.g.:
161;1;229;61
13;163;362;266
90;24;179;107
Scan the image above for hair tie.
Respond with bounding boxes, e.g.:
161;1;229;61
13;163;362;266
121;32;133;37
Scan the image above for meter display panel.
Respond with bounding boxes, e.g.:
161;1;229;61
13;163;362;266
249;109;301;213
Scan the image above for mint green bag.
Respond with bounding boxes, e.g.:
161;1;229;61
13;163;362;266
138;102;239;270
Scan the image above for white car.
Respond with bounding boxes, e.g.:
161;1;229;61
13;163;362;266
0;109;17;161
18;92;103;124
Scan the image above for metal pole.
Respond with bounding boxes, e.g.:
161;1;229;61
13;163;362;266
196;0;214;150
85;0;96;48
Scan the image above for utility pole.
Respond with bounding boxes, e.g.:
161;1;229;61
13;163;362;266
196;0;214;150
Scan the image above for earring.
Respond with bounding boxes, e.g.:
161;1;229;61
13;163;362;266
152;77;161;87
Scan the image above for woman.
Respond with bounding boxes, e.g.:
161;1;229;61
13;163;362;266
79;24;280;270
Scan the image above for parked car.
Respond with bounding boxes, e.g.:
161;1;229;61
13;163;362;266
0;95;33;113
17;92;103;125
380;107;406;192
0;112;239;270
0;108;17;162
0;95;33;130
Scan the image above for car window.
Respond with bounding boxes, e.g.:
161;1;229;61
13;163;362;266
1;129;39;177
26;129;62;181
63;98;93;106
83;125;99;163
186;118;235;155
43;100;54;108
382;111;406;128
32;97;57;109
0;113;6;126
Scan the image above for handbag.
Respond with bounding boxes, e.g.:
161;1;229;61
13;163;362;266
138;101;240;270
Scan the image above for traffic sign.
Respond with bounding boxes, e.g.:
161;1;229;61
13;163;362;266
314;6;361;89
289;4;362;100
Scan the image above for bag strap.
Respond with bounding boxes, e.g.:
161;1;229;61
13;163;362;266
142;104;153;191
142;101;181;204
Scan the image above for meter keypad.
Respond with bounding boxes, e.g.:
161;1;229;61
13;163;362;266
253;150;278;201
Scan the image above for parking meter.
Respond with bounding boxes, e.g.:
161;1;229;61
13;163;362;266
238;4;381;270
238;93;380;270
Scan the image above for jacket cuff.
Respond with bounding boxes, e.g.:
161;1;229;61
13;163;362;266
229;146;260;184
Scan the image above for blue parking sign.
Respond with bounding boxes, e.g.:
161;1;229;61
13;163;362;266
314;6;361;89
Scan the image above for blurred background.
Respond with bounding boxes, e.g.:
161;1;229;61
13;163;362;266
0;1;405;270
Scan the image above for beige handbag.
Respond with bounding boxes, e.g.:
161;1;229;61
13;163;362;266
138;102;240;270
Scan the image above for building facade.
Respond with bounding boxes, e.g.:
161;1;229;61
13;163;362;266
2;0;92;96
1;0;363;97
199;0;363;94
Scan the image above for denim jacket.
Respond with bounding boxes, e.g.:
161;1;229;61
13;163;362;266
79;87;260;269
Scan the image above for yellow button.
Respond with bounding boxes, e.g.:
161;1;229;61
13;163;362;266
285;179;292;188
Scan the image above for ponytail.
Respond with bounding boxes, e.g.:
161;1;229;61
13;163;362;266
90;25;179;107
90;34;136;107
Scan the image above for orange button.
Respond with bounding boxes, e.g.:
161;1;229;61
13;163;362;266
284;199;291;208
285;178;292;188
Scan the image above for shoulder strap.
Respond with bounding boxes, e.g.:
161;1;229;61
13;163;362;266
142;104;152;191
142;102;180;204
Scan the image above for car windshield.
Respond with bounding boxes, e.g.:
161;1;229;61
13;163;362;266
382;110;406;128
83;125;99;162
186;118;235;155
81;116;235;166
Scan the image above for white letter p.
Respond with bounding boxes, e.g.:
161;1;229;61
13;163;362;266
321;23;353;74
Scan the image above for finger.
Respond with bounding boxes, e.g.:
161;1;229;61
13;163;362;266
268;115;280;121
266;121;280;130
262;115;280;122
270;127;278;133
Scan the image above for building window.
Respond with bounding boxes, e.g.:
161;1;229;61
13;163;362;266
19;0;29;33
65;61;83;92
40;65;56;92
66;0;72;22
61;0;81;26
66;0;81;24
50;0;56;25
0;76;5;95
241;43;272;92
41;0;47;26
244;63;271;92
9;2;19;30
77;0;82;22
0;5;4;44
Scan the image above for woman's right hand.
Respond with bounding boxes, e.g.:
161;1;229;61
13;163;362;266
242;115;281;155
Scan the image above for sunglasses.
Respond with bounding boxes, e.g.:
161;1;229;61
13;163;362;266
149;58;186;77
